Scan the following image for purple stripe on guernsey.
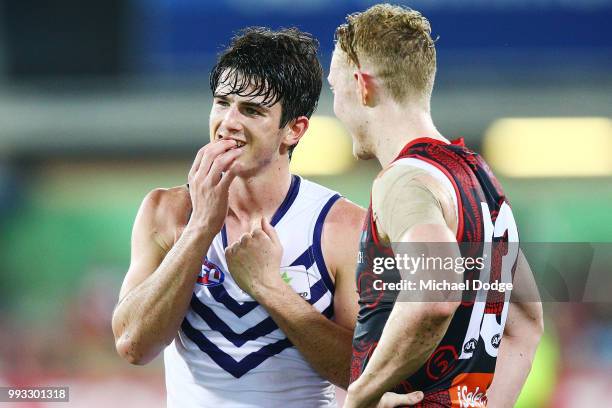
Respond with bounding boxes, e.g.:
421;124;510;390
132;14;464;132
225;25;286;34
270;175;300;226
182;279;331;378
321;303;333;319
289;246;316;269
221;224;228;249
207;285;259;317
312;194;341;295
188;295;275;347
181;319;293;379
186;278;330;347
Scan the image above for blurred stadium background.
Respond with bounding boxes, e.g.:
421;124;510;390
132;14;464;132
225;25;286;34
0;0;611;406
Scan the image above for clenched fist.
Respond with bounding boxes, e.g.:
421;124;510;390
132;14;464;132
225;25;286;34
225;217;284;300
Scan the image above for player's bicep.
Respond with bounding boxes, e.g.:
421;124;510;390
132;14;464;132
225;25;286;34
118;189;169;303
332;262;360;331
321;199;364;331
504;250;543;338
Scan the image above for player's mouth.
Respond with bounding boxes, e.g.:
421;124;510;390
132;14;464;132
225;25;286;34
218;135;247;148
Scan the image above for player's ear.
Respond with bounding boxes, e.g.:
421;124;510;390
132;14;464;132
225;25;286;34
354;70;376;107
282;116;309;150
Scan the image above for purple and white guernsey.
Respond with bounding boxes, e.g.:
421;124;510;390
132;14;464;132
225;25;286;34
164;175;341;408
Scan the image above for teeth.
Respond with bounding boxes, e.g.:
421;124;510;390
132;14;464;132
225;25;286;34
236;141;246;148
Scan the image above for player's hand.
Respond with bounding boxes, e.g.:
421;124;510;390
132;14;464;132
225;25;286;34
343;389;424;408
187;139;243;234
225;217;283;300
377;391;424;408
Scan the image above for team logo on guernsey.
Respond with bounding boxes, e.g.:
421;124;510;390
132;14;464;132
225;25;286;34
463;338;478;353
491;334;501;349
197;258;225;287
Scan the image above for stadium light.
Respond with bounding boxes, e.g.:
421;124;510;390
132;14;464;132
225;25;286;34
290;115;356;176
483;117;612;177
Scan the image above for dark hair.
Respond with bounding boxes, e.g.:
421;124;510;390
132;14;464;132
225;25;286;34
210;27;323;158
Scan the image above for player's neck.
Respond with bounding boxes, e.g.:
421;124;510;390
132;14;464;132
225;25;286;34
227;158;293;226
371;103;447;168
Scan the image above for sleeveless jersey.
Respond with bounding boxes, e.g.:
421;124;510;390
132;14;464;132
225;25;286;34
164;175;341;408
351;137;519;407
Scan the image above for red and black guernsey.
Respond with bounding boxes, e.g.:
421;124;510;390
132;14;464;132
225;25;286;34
351;137;519;407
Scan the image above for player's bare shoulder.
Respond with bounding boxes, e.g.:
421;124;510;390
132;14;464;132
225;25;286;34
325;198;365;233
372;163;457;237
136;185;192;253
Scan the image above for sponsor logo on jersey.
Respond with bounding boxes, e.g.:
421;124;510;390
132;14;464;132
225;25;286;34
280;266;312;300
456;385;487;408
450;373;493;408
463;338;478;353
197;258;225;287
491;333;501;349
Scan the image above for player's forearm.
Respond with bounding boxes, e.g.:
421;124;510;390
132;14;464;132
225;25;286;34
112;226;214;364
486;326;542;407
257;284;354;388
348;301;458;406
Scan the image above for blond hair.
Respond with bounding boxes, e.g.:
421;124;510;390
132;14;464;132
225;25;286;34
335;3;437;102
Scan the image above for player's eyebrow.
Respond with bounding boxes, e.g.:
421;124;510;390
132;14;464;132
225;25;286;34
239;101;270;111
213;92;271;111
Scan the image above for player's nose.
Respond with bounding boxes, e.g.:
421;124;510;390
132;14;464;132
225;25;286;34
218;104;243;134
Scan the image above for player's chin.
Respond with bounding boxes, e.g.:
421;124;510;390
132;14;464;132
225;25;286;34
228;160;245;176
229;158;248;176
353;144;375;161
230;156;260;178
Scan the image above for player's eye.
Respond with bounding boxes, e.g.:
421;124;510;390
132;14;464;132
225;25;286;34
215;99;230;107
245;107;261;116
